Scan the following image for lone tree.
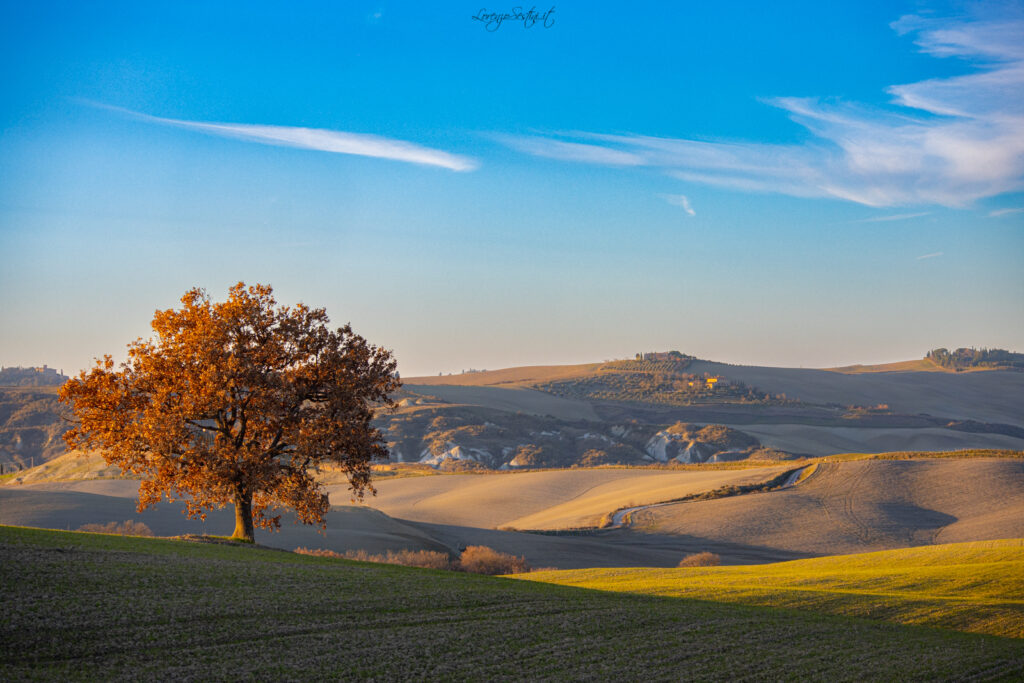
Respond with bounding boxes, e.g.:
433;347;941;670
59;283;400;542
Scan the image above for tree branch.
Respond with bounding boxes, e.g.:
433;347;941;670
184;419;223;433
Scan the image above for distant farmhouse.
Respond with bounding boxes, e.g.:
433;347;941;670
631;352;723;390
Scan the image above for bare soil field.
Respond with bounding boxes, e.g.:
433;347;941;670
406;363;602;387
345;466;789;530
827;358;948;373
689;361;1024;426
634;458;1024;556
724;423;1024;456
403;384;600;421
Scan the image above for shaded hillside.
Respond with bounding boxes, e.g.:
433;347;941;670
0;381;784;472
0;387;68;469
382;400;645;469
686;360;1024;426
379;401;780;469
645;422;790;463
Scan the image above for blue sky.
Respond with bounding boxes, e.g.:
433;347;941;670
1;1;1022;376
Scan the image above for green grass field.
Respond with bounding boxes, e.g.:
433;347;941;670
520;540;1024;638
2;527;1024;679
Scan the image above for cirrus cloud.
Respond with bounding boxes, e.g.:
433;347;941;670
89;102;478;172
497;11;1024;207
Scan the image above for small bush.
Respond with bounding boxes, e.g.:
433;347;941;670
457;545;530;575
678;551;721;567
382;549;453;570
295;547;344;559
77;520;154;537
295;547;453;570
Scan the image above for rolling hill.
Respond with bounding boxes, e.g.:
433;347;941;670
348;465;790;530
8;451;1020;569
409;355;1024;426
5;350;1022;471
631;458;1024;556
401;351;1024;461
0;386;68;470
0;462;801;567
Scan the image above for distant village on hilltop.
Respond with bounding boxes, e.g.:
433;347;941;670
0;365;68;387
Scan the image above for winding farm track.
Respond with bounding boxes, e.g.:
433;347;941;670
610;465;813;528
632;458;1024;557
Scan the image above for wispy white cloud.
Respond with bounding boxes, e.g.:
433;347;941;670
493;133;644;166
853;212;931;223
988;207;1024;217
91;103;477;172
497;10;1024;207
661;194;695;216
916;251;944;260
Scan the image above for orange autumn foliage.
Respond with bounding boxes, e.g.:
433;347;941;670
59;283;400;542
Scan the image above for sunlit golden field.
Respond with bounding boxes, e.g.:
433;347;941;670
519;539;1024;638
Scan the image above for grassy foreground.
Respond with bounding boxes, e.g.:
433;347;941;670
2;527;1023;680
520;540;1024;638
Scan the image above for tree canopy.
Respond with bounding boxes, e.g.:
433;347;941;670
59;283;400;541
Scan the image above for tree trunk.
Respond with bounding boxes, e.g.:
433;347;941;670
231;487;255;542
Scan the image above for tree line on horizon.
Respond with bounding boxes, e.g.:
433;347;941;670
926;348;1024;371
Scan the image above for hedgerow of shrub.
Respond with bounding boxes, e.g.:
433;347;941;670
77;520;154;537
295;547;453;570
296;544;532;574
